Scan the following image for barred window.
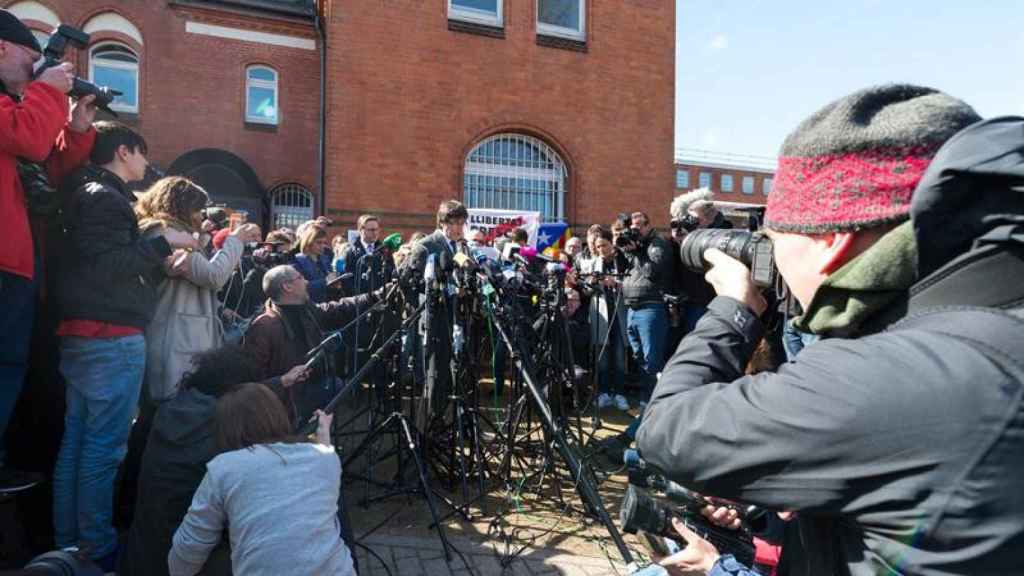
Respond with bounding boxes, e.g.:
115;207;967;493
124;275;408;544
463;134;567;221
269;183;313;229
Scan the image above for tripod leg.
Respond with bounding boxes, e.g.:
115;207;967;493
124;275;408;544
399;417;454;562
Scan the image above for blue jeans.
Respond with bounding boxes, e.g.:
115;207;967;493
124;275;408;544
0;268;38;466
597;323;625;396
54;335;145;559
627;304;669;399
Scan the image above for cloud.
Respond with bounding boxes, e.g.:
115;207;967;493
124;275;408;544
708;34;729;51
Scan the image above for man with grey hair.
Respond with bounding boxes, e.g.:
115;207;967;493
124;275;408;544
244;265;384;422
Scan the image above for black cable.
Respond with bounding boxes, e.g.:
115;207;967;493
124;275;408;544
352;542;393;576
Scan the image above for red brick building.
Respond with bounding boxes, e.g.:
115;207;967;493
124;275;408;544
6;0;321;227
673;149;775;214
7;0;676;236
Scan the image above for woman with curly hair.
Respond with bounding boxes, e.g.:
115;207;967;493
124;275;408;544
134;177;260;404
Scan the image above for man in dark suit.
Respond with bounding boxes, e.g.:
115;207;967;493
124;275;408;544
338;214;395;378
402;200;469;428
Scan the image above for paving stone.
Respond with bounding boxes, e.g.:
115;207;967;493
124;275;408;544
423;557;454;575
396;556;426;576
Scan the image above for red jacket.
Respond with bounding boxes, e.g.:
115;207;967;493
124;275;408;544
0;82;96;280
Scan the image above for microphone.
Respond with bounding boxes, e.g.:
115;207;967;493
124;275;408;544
453;252;476;270
424;253;437;282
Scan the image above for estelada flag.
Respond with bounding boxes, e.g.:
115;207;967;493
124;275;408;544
536;222;570;258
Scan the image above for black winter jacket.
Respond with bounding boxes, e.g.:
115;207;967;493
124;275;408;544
56;166;171;328
621;230;674;306
637;117;1024;576
118;388;231;576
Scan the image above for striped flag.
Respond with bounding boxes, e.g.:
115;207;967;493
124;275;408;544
536;222;571;258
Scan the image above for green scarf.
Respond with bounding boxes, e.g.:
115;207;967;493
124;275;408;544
794;221;917;338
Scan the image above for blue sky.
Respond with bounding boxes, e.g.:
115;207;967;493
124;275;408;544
675;0;1024;159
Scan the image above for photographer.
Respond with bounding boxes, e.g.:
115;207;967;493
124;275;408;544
670;189;732;334
0;10;97;491
168;383;354;576
53;123;198;570
637;85;1024;575
577;227;630;411
243;264;381;423
620;211;674;402
220;230;295;329
119;345;262;576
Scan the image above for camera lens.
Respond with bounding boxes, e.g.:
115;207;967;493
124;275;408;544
679;230;775;288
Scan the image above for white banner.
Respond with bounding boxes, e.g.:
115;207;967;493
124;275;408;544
465;208;541;246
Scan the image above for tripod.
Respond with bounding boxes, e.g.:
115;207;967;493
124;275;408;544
307;300;458;562
482;280;636;566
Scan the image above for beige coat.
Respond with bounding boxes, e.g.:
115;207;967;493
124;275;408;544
140;221;244;402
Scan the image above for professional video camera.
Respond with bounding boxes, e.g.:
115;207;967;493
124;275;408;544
614;213;642;249
620;454;761;568
670;214;700;235
37;25;122;115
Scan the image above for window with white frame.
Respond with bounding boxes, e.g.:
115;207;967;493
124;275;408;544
269;183;313;229
699;172;711;189
721;174;734;192
89;44;139;113
675;169;689;189
537;0;585;41
464;133;567;221
763;177;773;196
742;176;754;195
246;66;279;125
449;0;502;27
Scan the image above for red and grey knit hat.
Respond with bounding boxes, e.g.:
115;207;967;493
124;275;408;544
765;84;981;233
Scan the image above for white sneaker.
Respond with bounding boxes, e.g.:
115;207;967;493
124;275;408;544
613;394;630;411
597;393;613;409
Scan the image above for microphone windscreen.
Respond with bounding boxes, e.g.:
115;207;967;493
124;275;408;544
382;232;403;251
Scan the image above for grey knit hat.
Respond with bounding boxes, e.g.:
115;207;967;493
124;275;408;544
764;84;981;233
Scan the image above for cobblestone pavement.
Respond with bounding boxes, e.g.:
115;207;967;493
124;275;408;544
353;533;636;576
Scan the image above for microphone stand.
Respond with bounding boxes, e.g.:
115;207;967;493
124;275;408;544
480;274;636;567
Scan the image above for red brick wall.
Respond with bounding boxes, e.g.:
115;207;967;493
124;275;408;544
322;0;676;237
9;0;321;210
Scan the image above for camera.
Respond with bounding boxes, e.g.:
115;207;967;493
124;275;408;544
620;454;759;568
37;25;122;115
679;229;777;289
615;227;641;249
670;214;700;234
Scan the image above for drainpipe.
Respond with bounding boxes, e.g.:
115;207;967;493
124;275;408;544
314;0;327;216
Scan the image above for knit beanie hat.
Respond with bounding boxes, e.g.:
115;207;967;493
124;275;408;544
765;84;981;233
0;10;42;53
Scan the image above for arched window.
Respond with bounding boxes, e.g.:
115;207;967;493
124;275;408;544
89;44;139;113
246;66;278;125
463;134;567;221
269;183;313;229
